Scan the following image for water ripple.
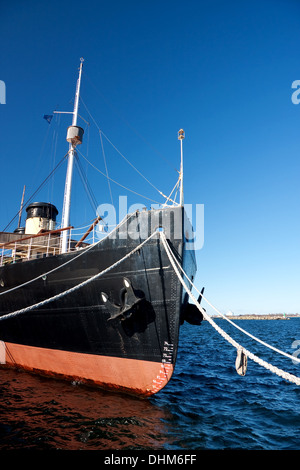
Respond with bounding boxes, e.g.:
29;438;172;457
1;318;300;449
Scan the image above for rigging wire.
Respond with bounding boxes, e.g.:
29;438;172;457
100;130;163;195
3;82;178;233
161;177;180;207
76;148;162;204
82;71;178;172
79;96;170;201
99;130;113;206
2;152;69;232
48;114;60;204
74;154;99;213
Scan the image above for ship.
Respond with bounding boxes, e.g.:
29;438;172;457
0;59;202;397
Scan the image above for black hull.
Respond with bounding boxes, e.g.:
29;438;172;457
0;207;197;396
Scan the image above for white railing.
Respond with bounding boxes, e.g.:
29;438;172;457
0;226;74;267
0;217;114;267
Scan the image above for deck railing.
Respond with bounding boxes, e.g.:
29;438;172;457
0;217;109;267
0;226;75;266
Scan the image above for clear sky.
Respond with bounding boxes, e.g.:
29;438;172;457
1;0;299;315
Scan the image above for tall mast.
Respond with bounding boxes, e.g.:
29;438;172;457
61;58;84;253
178;129;185;206
18;185;26;229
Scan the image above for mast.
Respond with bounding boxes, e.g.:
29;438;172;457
178;129;185;206
61;58;84;253
17;185;26;229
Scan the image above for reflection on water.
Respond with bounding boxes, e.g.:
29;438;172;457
0;367;174;450
2;321;300;450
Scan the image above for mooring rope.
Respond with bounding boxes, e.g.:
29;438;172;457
161;235;300;364
1;228;299;386
0;231;158;322
160;232;300;386
0;212;133;297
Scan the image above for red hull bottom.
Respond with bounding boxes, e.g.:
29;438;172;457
0;341;173;397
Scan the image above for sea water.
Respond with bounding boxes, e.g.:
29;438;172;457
0;318;299;450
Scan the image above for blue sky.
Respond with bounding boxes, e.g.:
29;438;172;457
1;0;300;315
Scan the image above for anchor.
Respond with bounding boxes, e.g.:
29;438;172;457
100;292;120;320
102;277;145;321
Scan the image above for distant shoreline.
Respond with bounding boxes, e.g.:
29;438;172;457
209;314;300;320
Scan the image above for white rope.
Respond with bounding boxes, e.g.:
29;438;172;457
2;226;299;386
160;233;300;386
163;237;300;365
0;212;133;297
0;231;158;322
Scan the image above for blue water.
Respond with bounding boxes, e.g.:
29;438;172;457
0;318;299;450
156;318;300;450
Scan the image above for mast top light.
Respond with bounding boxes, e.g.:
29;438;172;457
178;129;185;140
